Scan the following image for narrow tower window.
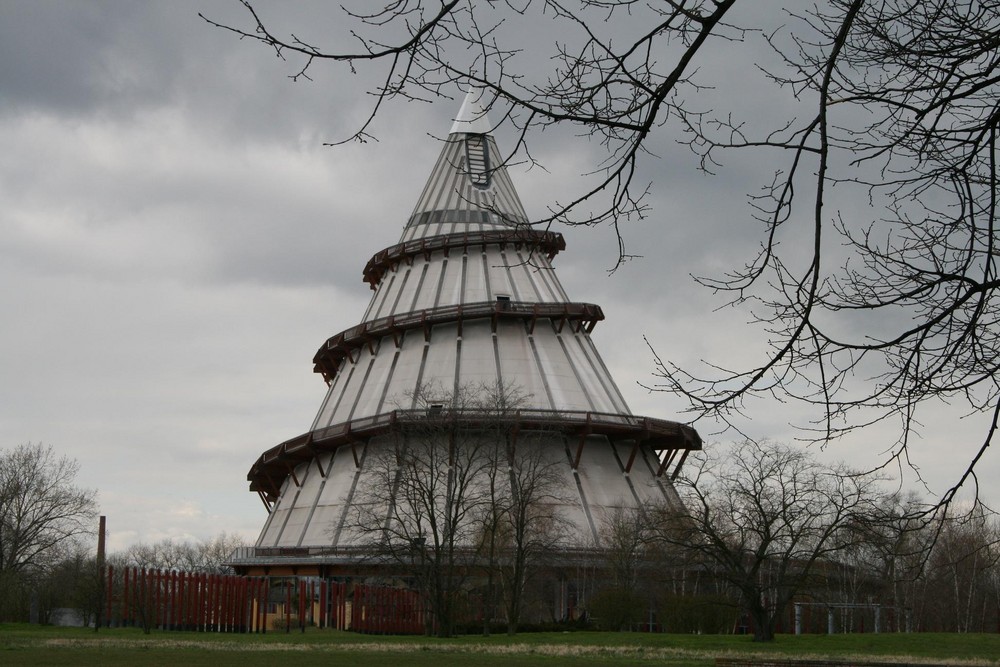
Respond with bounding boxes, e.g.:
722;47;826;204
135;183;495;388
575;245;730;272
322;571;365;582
464;134;491;188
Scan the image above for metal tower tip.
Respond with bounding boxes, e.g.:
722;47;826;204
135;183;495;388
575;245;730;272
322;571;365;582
450;88;494;135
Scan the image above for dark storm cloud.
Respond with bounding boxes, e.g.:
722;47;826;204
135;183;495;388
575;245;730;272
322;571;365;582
0;1;992;549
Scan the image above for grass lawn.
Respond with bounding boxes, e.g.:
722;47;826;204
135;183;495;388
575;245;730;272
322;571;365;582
2;625;999;667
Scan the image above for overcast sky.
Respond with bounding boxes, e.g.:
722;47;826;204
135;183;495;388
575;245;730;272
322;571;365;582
2;2;994;553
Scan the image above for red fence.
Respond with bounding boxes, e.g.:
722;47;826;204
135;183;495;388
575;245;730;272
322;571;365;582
104;566;426;634
106;566;269;632
344;581;426;634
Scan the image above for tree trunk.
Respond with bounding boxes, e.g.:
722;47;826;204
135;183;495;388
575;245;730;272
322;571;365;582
748;603;774;642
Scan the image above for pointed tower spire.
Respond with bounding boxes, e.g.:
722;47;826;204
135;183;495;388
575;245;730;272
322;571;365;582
403;91;528;242
236;94;701;578
450;88;494;135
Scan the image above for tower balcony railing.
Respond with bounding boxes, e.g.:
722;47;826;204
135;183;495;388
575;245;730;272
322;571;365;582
313;300;604;385
228;543;632;569
363;228;566;289
248;407;701;504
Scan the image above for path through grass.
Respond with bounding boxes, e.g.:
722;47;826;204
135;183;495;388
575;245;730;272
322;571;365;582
2;625;998;667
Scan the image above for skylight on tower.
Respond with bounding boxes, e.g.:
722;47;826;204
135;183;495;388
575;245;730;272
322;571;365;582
465;134;491;188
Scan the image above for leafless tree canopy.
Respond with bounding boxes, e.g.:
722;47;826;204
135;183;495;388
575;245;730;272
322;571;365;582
204;1;1000;504
0;443;97;576
349;381;570;636
0;443;97;620
112;532;248;575
661;439;888;641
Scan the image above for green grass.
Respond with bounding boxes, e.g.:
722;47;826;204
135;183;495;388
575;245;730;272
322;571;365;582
1;625;998;667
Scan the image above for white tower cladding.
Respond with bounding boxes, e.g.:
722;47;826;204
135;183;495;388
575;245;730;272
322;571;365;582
246;91;701;554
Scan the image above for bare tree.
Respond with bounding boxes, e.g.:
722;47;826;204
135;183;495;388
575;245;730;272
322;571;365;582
658;440;887;641
921;506;1000;632
350;383;497;637
0;443;97;619
492;431;571;634
600;505;655;595
590;505;657;630
115;532;248;575
350;381;571;635
654;0;1000;510
36;543;103;628
837;491;931;630
205;1;1000;505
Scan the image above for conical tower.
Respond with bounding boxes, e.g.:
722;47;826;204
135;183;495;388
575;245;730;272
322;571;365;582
236;91;701;574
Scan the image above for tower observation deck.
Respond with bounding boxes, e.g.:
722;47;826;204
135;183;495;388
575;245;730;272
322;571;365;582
234;91;701;575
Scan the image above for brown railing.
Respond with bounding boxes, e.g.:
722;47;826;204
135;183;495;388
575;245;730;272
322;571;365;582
363;229;565;288
248;408;701;501
312;301;604;384
229;543;638;569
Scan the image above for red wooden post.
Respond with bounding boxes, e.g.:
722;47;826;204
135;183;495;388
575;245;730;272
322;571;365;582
197;573;205;632
132;567;140;627
208;573;214;632
319;580;327;629
166;570;174;631
150;568;158;628
140;568;147;629
246;577;253;633
148;568;156;630
230;576;238;633
260;577;271;634
225;575;234;632
122;567;130;626
229;575;237;632
206;574;215;631
309;580;316;629
179;570;186;630
223;576;231;632
185;571;193;631
235;577;243;633
397;588;403;634
340;582;347;630
191;572;199;631
191;572;200;632
248;576;256;633
156;569;164;630
218;576;226;633
170;571;179;630
203;573;210;631
217;574;225;632
105;564;114;627
227;576;234;633
242;577;251;632
219;574;227;632
334;581;344;630
163;570;170;630
178;570;186;630
351;584;359;632
144;569;150;630
396;587;401;634
168;570;175;630
285;580;292;633
173;571;181;631
381;587;387;634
